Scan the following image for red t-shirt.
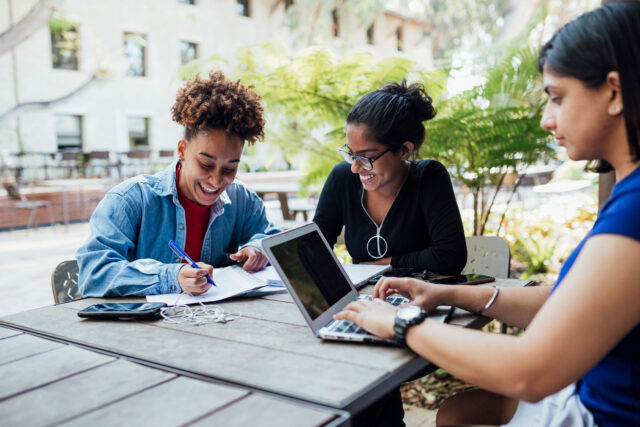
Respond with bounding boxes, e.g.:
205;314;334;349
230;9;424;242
176;163;211;262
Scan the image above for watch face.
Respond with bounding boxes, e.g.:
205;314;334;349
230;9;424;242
397;305;422;321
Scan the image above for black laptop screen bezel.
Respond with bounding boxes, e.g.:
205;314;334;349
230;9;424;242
262;223;360;333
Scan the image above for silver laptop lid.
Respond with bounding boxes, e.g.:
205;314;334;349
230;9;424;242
261;223;360;334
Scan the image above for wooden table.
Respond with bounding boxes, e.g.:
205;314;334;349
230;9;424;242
250;182;300;220
236;171;319;221
0;278;533;423
0;326;348;426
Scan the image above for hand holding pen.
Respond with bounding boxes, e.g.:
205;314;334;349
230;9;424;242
169;240;216;296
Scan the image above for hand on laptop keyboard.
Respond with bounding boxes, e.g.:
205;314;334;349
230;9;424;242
358;294;411;306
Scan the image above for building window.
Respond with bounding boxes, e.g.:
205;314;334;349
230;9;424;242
124;32;146;77
178;0;195;4
366;23;375;45
180;41;198;65
56;115;83;150
237;0;250;17
50;22;79;70
128;117;149;147
331;9;339;37
396;26;403;51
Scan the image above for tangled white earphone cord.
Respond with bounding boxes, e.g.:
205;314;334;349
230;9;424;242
159;292;241;326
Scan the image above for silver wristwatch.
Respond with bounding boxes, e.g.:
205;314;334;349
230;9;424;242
393;305;428;346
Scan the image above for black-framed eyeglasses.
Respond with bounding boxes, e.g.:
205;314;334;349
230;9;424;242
337;144;391;171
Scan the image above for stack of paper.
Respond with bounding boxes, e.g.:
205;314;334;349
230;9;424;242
146;263;390;306
147;265;265;306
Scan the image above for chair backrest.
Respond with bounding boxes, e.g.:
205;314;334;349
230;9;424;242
88;151;110;160
3;182;24;202
61;150;81;161
462;236;511;278
51;260;82;304
127;149;150;159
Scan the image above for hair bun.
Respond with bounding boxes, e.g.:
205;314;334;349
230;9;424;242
380;79;436;122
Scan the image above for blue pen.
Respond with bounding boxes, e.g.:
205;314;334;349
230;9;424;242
168;240;217;287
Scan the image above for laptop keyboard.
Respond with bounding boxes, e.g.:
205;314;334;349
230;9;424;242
325;295;410;336
360;294;410;305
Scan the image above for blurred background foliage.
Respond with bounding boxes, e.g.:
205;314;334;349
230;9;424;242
173;0;604;284
184;40;554;236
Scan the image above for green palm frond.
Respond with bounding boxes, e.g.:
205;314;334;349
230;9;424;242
196;44;554;235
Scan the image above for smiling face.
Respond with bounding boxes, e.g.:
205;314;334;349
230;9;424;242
345;124;412;195
177;129;243;206
540;68;623;164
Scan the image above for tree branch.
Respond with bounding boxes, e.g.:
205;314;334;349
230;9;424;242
0;75;98;123
479;171;506;235
269;0;283;15
496;173;525;236
0;0;62;57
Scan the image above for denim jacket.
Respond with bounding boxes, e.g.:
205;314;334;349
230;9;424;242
76;161;280;297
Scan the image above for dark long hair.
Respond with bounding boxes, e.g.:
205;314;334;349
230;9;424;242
346;79;436;153
538;1;640;172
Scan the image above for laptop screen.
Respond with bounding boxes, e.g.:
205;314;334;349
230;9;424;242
269;229;353;320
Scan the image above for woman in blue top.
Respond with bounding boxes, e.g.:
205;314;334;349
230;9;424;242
335;2;640;426
76;71;279;297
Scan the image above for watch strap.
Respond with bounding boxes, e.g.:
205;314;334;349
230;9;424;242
394;308;428;346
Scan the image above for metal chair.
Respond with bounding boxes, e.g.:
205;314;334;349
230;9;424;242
125;149;152;176
462;236;511;333
153;149;175;172
85;151;118;178
462;236;511;278
59;149;84;178
51;259;82;304
3;182;55;230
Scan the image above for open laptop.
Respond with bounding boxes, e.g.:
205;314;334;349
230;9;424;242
261;223;451;345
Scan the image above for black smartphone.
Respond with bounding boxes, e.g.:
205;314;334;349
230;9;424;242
77;302;167;320
383;268;414;278
367;268;435;285
430;274;495;286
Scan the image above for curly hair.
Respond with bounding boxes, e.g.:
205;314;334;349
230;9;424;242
171;70;265;144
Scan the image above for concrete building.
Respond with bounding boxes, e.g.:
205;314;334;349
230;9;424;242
0;0;433;158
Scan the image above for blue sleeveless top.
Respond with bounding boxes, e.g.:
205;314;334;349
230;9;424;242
551;166;640;426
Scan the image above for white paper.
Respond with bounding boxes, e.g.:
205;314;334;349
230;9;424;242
250;265;284;286
147;263;391;306
147;265;264;306
239;285;287;298
343;264;390;286
249;264;390;287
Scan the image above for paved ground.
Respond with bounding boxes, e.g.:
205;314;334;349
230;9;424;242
404;405;437;426
0;222;91;316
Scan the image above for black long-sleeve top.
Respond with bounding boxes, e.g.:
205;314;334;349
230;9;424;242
313;160;467;275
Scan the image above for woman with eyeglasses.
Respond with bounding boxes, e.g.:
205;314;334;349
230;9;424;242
313;80;467;276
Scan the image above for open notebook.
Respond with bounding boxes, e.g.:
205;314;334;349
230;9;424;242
146;262;389;306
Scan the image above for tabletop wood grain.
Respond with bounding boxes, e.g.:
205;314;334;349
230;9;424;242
0;278;533;415
0;327;347;426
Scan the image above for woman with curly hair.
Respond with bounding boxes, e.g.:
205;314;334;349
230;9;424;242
77;71;279;297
